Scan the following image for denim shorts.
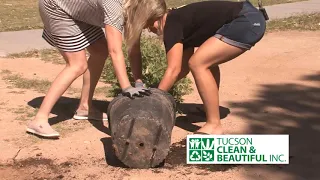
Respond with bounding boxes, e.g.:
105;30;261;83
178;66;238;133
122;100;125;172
214;1;266;50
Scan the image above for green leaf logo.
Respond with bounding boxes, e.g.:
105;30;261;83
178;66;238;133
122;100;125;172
202;151;214;161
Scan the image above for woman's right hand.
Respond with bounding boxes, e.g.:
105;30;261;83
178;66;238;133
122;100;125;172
105;25;131;90
122;86;152;99
105;25;151;98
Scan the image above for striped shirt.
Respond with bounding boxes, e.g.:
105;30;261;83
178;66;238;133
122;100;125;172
54;0;125;33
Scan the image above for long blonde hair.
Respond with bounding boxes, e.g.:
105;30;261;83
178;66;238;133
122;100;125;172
123;0;167;49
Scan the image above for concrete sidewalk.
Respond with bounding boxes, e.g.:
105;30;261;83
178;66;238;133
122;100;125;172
1;0;320;56
265;0;320;19
0;29;51;56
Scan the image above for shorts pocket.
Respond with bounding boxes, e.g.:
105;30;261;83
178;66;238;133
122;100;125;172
215;11;266;47
243;12;266;37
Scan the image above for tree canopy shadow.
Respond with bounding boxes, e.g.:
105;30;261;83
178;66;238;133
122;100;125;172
226;71;320;179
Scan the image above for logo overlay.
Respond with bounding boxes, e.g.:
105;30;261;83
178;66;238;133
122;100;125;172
187;135;289;164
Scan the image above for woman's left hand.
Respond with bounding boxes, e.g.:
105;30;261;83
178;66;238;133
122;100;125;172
158;43;183;91
135;81;146;88
128;34;144;83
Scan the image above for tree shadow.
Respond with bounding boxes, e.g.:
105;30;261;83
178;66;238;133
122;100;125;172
226;71;320;179
175;104;231;132
27;96;111;135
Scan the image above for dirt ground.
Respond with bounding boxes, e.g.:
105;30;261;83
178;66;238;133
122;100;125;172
0;30;319;180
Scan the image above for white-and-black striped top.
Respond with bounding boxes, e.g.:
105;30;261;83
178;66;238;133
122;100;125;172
54;0;125;33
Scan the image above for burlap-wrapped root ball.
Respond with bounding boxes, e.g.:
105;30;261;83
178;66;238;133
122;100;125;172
107;88;176;168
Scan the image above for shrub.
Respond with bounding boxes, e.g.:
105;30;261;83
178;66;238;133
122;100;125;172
101;37;193;103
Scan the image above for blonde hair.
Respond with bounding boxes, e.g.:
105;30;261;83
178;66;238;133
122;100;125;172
123;0;167;49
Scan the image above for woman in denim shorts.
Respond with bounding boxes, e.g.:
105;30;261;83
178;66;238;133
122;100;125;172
145;0;266;134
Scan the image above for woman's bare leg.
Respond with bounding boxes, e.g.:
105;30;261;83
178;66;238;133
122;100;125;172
75;38;108;119
210;66;220;89
27;49;88;137
195;47;221;88
189;37;246;134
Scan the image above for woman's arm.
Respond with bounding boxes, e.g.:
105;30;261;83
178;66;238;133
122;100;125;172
128;34;143;83
158;43;183;91
105;25;131;90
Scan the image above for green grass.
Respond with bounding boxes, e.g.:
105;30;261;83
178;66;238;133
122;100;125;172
1;70;52;93
94;86;112;97
0;101;7;110
250;0;306;6
6;51;112;97
7;48;65;65
1;68;108;97
52;121;88;137
0;0;43;32
10;105;38;121
1;69;79;94
8;90;26;94
0;0;307;32
267;13;320;32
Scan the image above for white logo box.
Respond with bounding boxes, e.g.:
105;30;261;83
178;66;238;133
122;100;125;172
186;135;289;164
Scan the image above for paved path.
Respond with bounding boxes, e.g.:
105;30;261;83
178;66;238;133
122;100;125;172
265;0;320;19
1;0;320;56
0;29;51;56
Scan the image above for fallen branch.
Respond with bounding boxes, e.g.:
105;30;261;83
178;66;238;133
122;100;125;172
12;149;21;163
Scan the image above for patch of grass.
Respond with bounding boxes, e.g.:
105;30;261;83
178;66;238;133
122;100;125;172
52;121;88;136
94;86;111;97
7;48;92;65
8;90;26;94
12;106;27;114
267;13;320;32
249;0;305;6
0;0;43;32
7;49;65;65
1;70;52;93
9;105;38;121
0;69;11;75
0;101;7;110
17;110;38;121
1;70;80;94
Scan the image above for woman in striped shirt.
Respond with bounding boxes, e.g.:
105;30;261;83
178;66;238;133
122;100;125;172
26;0;167;138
